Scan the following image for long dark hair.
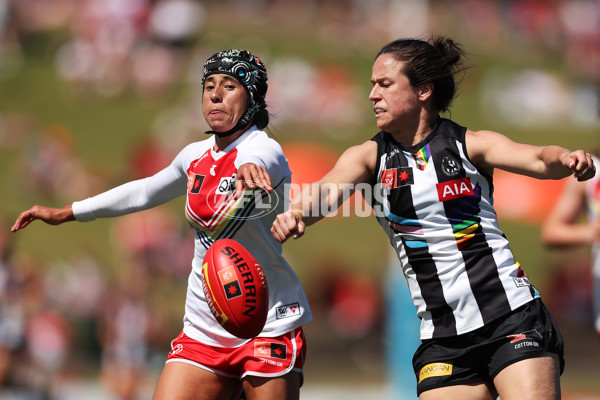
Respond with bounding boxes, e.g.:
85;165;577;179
377;36;467;113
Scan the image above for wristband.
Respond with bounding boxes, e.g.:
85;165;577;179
290;209;304;219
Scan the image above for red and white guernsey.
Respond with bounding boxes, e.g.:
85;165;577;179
586;156;600;335
72;126;312;347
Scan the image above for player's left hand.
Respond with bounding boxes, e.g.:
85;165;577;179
234;163;273;199
564;150;596;181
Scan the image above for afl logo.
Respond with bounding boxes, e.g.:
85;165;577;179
441;156;461;177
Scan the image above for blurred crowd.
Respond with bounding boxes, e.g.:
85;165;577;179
0;216;163;399
1;0;599;398
0;0;596;133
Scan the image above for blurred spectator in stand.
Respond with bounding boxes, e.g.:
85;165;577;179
267;58;366;136
4;256;72;398
20;123;98;202
98;263;165;400
558;0;600;116
0;0;23;79
0;218;26;391
55;0;151;97
23;305;72;397
131;0;204;98
129;135;174;180
111;206;192;279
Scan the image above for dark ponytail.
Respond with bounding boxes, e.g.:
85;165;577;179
253;107;270;130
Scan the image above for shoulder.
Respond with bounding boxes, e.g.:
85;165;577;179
343;139;377;158
337;140;377;172
239;128;284;154
172;139;213;166
464;129;503;160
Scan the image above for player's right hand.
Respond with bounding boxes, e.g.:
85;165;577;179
271;210;305;243
11;205;75;232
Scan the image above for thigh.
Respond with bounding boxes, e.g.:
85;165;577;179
152;361;242;400
593;272;600;336
420;382;496;400
493;353;560;400
243;371;300;400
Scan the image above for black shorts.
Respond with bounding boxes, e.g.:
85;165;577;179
412;298;564;396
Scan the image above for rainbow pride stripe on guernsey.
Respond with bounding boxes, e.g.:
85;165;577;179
185;189;262;249
404;143;431;171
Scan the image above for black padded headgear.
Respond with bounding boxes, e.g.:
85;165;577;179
202;49;268;137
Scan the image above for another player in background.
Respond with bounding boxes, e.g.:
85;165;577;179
271;36;596;400
12;49;312;400
541;151;600;340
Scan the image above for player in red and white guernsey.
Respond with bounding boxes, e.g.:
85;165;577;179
12;50;312;400
272;37;596;400
542;153;600;340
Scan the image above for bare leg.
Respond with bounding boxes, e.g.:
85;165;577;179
493;353;560;400
153;361;242;400
419;381;497;400
243;371;301;400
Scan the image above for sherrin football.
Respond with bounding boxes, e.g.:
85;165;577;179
201;239;269;339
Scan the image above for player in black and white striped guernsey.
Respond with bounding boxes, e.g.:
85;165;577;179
272;36;596;400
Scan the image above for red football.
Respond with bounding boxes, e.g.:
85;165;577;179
201;239;269;339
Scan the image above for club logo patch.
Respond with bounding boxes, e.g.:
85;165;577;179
276;303;301;319
441;156;461;176
169;343;183;357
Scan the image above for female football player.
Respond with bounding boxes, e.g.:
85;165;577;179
13;49;312;400
542;151;600;341
271;36;596;400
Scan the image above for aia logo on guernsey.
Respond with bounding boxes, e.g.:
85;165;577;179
436;178;474;201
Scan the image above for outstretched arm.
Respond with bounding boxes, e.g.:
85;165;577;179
541;177;600;247
12;156;187;231
271;140;377;243
466;129;596;181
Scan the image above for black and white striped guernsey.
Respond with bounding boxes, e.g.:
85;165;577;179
371;118;539;339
